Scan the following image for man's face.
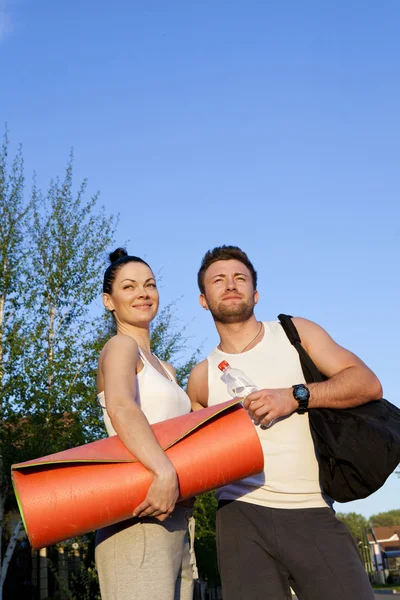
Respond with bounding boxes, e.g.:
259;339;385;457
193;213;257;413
200;259;258;324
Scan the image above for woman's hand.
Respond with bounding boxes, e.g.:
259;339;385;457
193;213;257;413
133;465;179;522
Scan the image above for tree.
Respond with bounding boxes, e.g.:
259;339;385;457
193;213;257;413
15;154;116;450
150;301;200;388
0;140;116;599
336;512;368;545
0;131;29;597
370;510;400;527
193;491;220;586
336;512;375;573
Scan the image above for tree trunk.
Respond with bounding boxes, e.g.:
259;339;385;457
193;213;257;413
0;515;22;600
0;493;5;579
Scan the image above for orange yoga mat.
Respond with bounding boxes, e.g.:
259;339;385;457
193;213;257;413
12;399;263;549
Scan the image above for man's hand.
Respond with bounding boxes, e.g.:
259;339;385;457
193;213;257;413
243;388;298;426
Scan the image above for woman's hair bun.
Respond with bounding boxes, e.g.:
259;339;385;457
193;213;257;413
109;247;128;264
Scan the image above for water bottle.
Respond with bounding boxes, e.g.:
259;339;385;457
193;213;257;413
218;360;273;429
218;360;259;399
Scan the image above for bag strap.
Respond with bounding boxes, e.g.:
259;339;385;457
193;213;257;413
277;314;326;384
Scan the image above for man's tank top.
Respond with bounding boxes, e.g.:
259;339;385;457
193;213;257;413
98;349;191;435
207;321;329;509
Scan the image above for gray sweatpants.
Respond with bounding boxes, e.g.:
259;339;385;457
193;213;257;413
216;501;375;600
95;505;194;600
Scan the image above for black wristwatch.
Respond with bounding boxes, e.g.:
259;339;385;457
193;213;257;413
292;384;310;414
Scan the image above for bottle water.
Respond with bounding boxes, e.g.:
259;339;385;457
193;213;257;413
218;360;273;429
218;360;259;399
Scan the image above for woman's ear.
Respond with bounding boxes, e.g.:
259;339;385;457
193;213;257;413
103;293;114;313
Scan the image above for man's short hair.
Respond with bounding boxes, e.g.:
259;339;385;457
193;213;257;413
197;245;257;294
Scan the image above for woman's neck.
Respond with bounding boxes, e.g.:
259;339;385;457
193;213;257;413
116;322;151;353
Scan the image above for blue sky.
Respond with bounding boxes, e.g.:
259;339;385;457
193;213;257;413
1;1;399;518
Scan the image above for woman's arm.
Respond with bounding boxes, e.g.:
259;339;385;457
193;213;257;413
101;335;179;521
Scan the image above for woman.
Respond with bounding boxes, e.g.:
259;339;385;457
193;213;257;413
95;248;195;600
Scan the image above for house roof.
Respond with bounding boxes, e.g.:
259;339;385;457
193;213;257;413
380;540;400;552
368;526;400;543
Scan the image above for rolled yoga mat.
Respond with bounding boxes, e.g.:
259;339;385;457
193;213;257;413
12;399;263;549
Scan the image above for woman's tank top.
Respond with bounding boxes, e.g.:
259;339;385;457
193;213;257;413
207;321;329;509
98;349;191;436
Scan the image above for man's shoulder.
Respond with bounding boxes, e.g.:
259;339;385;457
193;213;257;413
189;359;208;381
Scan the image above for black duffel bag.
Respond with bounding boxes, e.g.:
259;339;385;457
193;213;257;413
278;314;400;503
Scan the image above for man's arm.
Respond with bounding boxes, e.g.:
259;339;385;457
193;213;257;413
186;360;209;410
244;317;383;426
295;317;382;408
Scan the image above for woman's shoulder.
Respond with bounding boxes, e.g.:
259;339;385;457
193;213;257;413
101;335;140;359
98;336;141;392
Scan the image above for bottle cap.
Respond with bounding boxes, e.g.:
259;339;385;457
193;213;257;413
218;360;230;371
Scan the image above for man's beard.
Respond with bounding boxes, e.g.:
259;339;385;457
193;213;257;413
206;296;255;324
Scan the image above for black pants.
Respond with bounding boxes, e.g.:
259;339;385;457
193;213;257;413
216;501;374;600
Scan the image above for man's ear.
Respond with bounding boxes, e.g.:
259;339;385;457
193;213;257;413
103;293;115;313
199;294;209;311
254;290;259;305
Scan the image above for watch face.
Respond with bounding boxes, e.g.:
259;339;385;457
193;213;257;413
294;384;310;400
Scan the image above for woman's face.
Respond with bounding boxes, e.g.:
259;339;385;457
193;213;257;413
103;262;159;327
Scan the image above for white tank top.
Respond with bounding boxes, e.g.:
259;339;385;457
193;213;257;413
98;349;191;436
207;321;329;509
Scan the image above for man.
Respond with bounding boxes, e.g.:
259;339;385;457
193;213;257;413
187;245;381;600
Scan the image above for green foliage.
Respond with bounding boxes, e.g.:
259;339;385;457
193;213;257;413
193;492;220;586
336;512;374;572
0;130;28;496
370;509;400;527
67;533;100;600
67;562;100;600
17;154;116;451
0;133;116;596
48;535;100;600
337;512;368;545
2;150;117;465
150;302;201;388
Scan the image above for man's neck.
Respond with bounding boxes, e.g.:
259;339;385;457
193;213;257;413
215;316;264;354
